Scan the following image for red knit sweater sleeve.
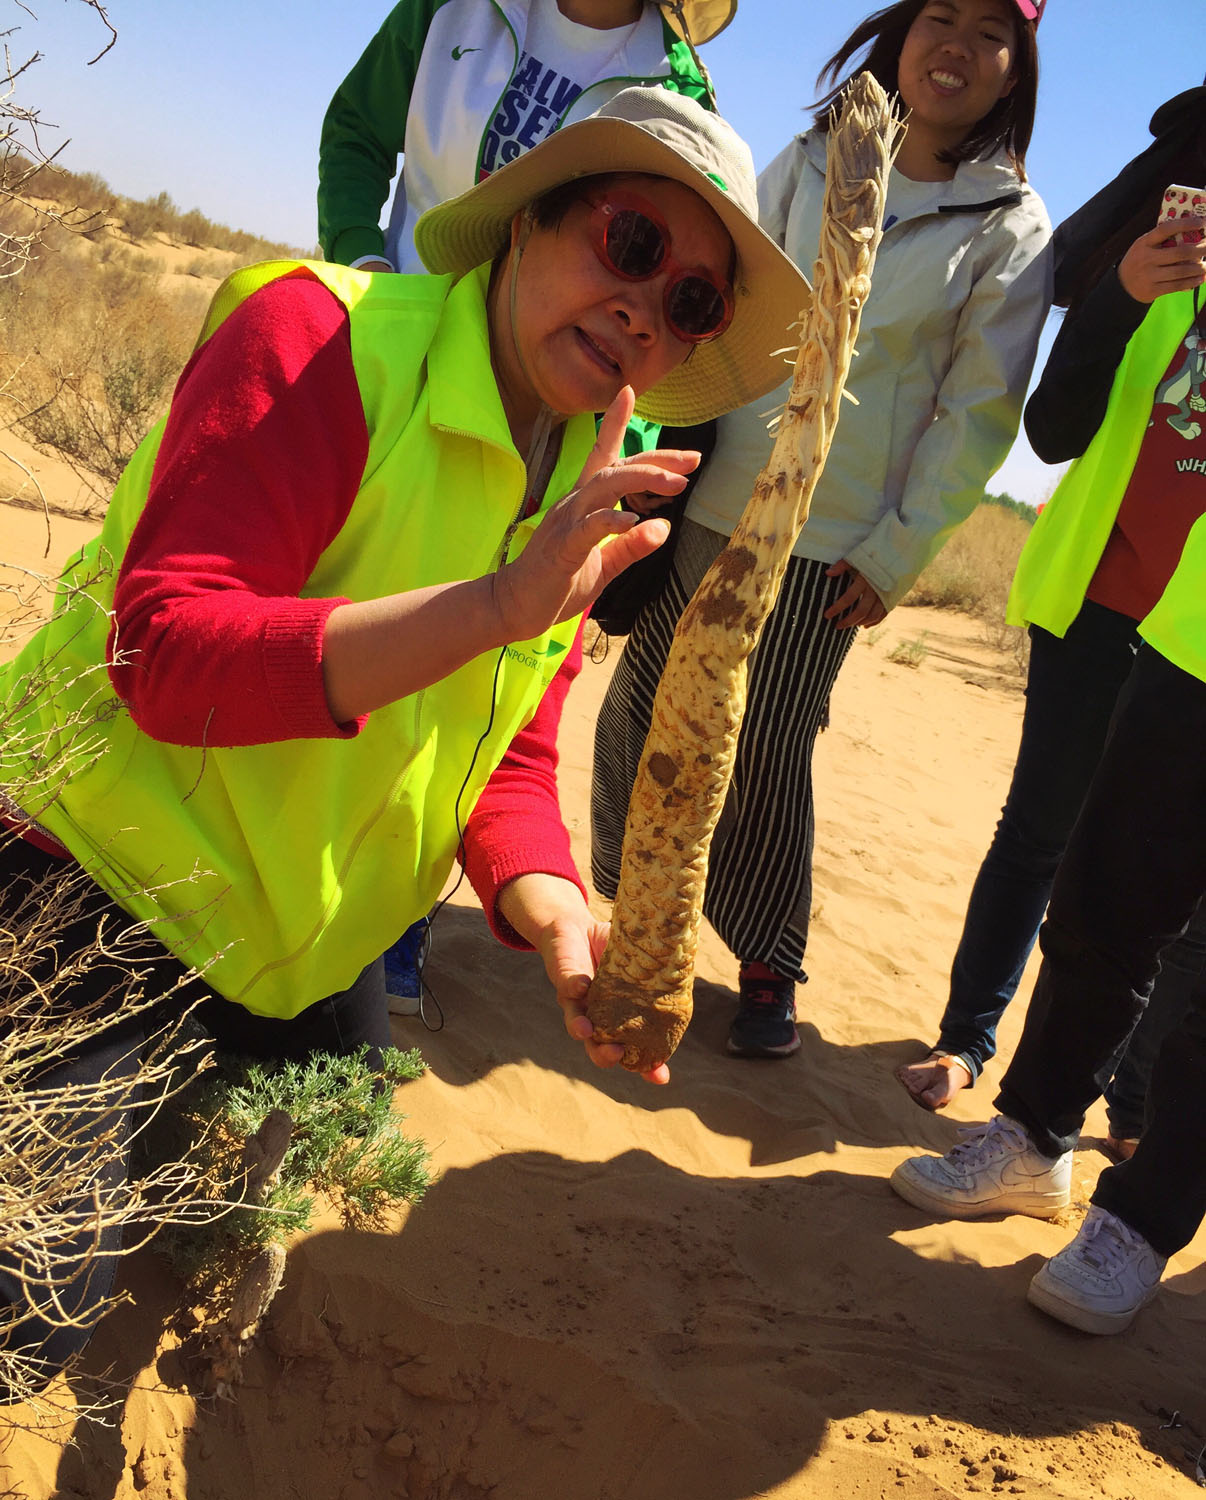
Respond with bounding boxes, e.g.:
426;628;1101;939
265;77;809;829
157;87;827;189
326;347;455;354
109;269;370;746
462;622;588;948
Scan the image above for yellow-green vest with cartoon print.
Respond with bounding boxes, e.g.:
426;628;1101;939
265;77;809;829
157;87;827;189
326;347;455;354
1141;511;1206;684
0;260;591;1017
1008;290;1196;636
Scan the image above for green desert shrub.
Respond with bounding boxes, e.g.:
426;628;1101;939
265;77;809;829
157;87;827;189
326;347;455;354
158;1044;431;1286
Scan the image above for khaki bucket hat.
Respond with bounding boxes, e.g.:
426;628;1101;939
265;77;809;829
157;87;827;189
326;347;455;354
413;87;812;426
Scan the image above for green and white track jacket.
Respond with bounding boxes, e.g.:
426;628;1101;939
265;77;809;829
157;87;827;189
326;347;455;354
318;0;713;273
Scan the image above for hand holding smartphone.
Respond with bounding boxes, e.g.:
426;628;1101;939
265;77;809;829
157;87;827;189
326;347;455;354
1158;184;1206;247
1118;185;1206;302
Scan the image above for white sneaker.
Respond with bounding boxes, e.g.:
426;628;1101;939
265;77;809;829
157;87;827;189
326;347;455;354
890;1115;1072;1219
1027;1205;1167;1335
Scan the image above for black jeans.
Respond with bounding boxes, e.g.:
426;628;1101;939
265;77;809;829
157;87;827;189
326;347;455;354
0;836;391;1399
995;646;1206;1257
938;601;1141;1074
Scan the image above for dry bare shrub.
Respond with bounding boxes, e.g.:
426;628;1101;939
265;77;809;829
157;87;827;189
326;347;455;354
115;189;303;263
0;7;239;1422
0;4;118;278
116;192;171;244
903;501;1033;674
0;866;223;1417
0;566;237;1422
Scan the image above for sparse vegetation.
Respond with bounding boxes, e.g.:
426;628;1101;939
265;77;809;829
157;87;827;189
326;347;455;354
0;242;205;506
0;2;391;1423
161;1045;430;1279
10;152;307;263
981;489;1038;526
886;633;929;668
0;145;309;512
903;497;1035;674
155;1044;430;1393
1;44;308;513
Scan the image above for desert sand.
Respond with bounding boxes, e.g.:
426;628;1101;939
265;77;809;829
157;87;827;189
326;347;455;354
1;496;1204;1500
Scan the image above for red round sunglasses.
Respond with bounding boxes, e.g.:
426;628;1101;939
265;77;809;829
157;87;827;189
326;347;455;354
584;189;734;345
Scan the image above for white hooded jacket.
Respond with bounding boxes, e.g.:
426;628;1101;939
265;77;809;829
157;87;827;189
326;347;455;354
687;128;1053;607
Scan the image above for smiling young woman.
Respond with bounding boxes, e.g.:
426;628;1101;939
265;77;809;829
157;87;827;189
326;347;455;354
893;0;1021;176
816;0;1039;181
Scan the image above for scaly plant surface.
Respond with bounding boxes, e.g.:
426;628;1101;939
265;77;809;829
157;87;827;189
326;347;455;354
586;73;903;1072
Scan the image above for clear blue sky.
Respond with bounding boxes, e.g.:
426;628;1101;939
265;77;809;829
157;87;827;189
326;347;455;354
15;0;1202;505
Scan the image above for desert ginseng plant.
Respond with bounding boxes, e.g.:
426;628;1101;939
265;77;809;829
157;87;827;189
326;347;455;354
586;72;903;1073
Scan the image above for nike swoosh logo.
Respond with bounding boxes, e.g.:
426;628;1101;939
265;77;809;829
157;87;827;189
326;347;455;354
450;45;480;59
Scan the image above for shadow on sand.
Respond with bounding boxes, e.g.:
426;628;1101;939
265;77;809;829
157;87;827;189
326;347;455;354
46;1147;1206;1500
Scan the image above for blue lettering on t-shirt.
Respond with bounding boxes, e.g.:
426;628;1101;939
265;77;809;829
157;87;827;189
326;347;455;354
482;51;583;179
512;55;543;96
517;103;554;149
494;86;526;137
534;66;558;105
547;75;582;115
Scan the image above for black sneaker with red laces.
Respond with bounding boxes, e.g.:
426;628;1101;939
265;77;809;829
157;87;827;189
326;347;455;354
726;962;801;1058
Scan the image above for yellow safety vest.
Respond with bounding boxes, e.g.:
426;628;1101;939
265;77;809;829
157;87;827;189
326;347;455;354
0;261;591;1016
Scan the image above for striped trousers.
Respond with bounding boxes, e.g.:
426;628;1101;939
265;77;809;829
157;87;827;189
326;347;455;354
591;519;858;983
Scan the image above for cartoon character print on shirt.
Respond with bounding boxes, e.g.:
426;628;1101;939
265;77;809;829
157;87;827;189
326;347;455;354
1154;328;1206;442
479;52;583;177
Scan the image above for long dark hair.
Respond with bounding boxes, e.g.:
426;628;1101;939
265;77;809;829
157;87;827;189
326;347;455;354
812;0;1039;178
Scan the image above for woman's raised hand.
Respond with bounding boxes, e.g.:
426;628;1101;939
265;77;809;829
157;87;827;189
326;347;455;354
1118;216;1206;304
490;387;699;643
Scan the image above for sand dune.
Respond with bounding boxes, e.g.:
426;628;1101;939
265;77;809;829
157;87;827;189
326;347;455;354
2;505;1204;1499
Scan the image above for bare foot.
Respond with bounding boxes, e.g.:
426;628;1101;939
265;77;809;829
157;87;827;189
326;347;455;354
895;1051;973;1111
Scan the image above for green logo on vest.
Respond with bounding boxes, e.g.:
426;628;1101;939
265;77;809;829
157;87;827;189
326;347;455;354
503;639;569;676
451;45;480;59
